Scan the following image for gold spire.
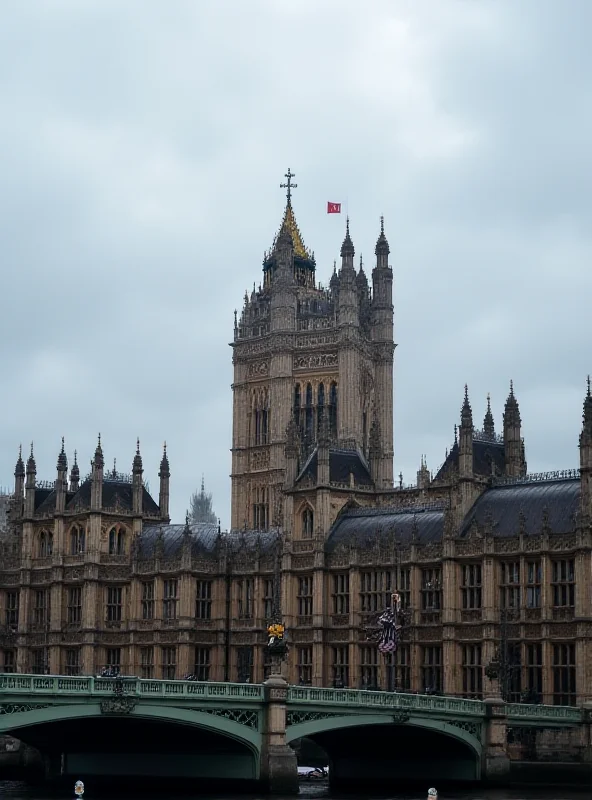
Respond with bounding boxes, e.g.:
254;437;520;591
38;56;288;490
278;202;310;260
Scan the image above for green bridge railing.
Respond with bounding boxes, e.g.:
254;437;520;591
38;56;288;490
0;674;582;723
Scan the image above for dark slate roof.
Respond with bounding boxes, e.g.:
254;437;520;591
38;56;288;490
65;478;161;515
138;523;280;557
461;478;580;537
296;446;373;487
434;439;505;481
34;489;55;512
325;506;445;552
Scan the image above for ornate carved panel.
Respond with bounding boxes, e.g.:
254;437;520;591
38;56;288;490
292;554;315;570
457;625;483;640
250;449;270;471
247;361;269;378
494;537;520;553
293;353;338;371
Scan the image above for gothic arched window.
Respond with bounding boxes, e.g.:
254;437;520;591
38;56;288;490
329;382;338;439
252;487;269;531
294;384;301;428
302;507;314;538
70;526;85;555
305;383;314;442
317;383;325;432
108;526;126;556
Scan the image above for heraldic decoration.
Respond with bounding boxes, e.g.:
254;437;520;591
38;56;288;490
267;621;288;657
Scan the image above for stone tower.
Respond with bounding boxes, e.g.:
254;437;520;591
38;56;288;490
230;171;395;531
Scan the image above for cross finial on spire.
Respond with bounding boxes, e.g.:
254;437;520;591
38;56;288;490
280;168;297;204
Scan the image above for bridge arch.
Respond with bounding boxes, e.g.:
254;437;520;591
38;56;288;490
286;713;482;758
0;702;262;754
287;713;482;787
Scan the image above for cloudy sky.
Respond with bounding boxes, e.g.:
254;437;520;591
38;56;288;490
0;0;590;527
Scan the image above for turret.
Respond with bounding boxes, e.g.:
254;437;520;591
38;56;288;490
91;434;104;510
368;416;382;484
417;455;431;490
24;443;36;517
579;377;592;519
459;385;473;478
158;442;170;521
370;217;394;488
483;394;495;440
69;450;80;492
337;219;359;327
132;438;143;515
14;445;25;501
55;437;68;513
503;381;525;477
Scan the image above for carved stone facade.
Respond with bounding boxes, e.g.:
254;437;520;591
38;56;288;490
2;184;592;709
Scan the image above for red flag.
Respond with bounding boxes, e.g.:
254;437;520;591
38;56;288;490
327;202;341;214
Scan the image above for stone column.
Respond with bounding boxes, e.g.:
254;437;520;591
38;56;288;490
483;694;510;782
260;674;298;794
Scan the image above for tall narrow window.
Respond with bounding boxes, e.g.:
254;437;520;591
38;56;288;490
421;568;442;618
32;648;49;675
237;646;254;683
526;643;543;702
106;587;123;623
3;650;15;673
332;573;350;615
237;579;254;619
263;578;275;620
526;560;541;608
317;383;325;433
504;642;522;703
302;507;314;538
161;646;177;680
5;591;18;628
140;647;154;679
552;644;576;705
297;646;313;686
329;382;338;439
297;576;313;618
552;559;575;608
305;383;313;441
194;647;210;681
332;646;349;688
462;644;482;699
108;527;126;556
359;646;379;690
422;646;443;693
360;570;392;613
38;531;53;558
142;581;154;620
253;487;269;530
106;647;121;672
385;645;411;692
67;587;82;625
33;589;50;628
293;384;301;428
500;562;520;610
196;580;212;620
70;526;85;555
65;648;81;676
163;579;178;620
461;564;482;610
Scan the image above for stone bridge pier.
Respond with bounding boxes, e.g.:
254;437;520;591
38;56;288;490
260;675;298;794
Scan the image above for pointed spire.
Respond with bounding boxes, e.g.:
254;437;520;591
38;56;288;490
57;436;68;472
483;393;495;440
454;424;458;446
159;441;170;477
94;433;104;469
14;444;25;478
330;259;340;290
581;376;592;440
375;215;390;256
461;384;473;428
504;380;521;426
26;442;36;475
340;217;355;258
70;449;80;485
133;437;143;474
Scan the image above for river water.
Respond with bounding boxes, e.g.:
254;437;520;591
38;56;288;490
0;783;589;800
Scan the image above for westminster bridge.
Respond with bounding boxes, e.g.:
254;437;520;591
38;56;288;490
0;673;589;793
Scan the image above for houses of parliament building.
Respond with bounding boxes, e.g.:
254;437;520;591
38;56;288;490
1;172;591;707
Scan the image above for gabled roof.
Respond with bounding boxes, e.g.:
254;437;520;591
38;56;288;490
138;524;280;557
326;506;444;552
434;439;505;482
